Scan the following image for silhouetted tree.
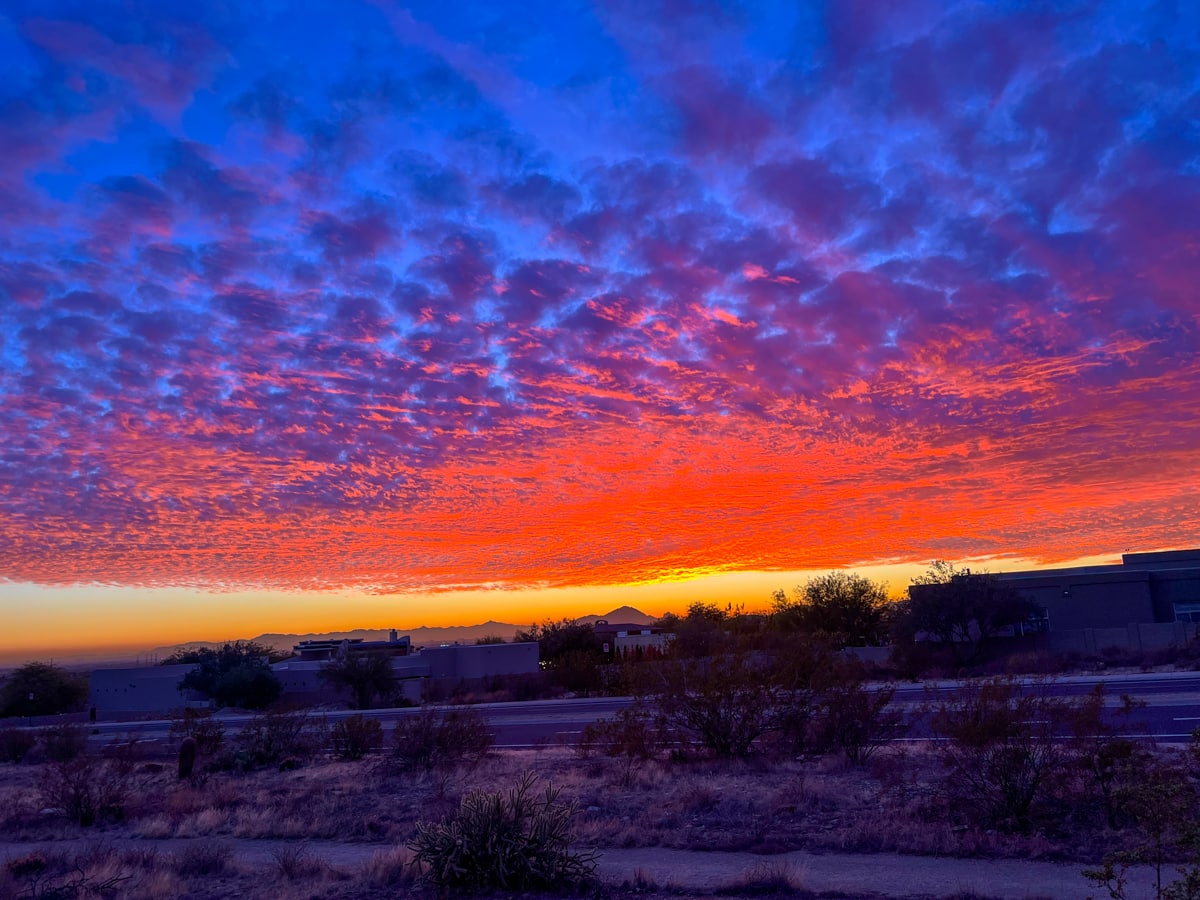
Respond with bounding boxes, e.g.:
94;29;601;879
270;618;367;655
163;641;282;710
0;662;88;718
893;561;1039;665
684;601;727;624
320;651;396;709
772;571;891;647
657;602;733;658
515;619;604;695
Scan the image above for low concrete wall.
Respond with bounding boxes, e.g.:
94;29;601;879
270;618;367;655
90;664;195;714
839;646;892;664
1049;622;1200;654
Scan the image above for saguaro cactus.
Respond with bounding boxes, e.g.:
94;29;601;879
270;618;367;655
178;736;197;780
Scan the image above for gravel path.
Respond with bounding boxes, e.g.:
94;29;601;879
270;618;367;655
596;846;1141;899
0;837;1162;899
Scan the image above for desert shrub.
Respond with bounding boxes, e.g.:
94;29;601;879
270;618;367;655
1084;760;1200;900
173;839;234;877
579;704;662;760
331;714;384;760
4;848;134;898
928;677;1071;832
361;846;417;890
1065;684;1149;829
0;725;36;763
38;750;136;826
391;707;492;771
168;707;226;757
813;670;906;765
578;704;664;783
38;721;89;762
271;844;325;880
230;709;325;770
714;860;805;896
3;854;47;898
409;771;597;891
654;652;784;759
650;643;880;761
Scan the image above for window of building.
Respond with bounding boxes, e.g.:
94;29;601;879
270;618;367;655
1174;602;1200;623
1013;607;1050;635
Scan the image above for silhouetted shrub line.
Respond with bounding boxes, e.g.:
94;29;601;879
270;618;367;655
389;706;493;772
331;713;384;760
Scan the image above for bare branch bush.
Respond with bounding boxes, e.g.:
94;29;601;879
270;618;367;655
928;677;1072;833
389;706;493;772
330;714;384;761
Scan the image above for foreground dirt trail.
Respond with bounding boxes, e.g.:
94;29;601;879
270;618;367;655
597;846;1146;899
0;836;1163;899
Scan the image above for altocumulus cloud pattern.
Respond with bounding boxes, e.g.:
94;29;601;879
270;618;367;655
1;0;1198;594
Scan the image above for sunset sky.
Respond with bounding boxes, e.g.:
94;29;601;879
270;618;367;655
2;1;1198;660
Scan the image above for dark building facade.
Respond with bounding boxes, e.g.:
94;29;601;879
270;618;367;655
995;549;1200;653
996;549;1200;629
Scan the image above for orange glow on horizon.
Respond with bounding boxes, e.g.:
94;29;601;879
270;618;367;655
0;550;1146;663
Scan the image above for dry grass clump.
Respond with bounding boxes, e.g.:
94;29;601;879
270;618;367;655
1;842;177;900
360;844;418;890
270;842;328;880
714;859;806;896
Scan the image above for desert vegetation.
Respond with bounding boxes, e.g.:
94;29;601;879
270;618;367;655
0;673;1198;899
5;568;1200;896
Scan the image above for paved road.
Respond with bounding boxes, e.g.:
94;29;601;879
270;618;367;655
896;670;1200;742
84;670;1200;749
87;695;635;750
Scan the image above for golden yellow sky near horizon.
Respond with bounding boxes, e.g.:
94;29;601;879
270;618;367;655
0;551;1125;662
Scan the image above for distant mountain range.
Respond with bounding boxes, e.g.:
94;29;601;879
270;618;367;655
150;606;659;658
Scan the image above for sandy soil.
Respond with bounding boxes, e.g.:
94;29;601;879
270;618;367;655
0;836;1163;899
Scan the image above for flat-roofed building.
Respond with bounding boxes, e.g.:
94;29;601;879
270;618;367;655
994;549;1200;653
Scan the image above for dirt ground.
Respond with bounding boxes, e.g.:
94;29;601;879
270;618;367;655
0;835;1165;899
0;743;1183;899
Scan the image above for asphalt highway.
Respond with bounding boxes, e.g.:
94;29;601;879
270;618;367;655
84;670;1200;750
897;670;1200;742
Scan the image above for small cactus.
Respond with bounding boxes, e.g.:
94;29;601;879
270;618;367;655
178;736;197;780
